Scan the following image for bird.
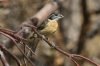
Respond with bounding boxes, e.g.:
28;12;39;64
39;13;63;37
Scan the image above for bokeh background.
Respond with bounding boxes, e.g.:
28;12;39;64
0;0;100;66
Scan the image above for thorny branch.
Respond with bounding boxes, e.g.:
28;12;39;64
0;0;100;66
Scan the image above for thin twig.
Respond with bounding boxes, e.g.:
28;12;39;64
73;54;100;66
23;43;27;66
26;25;100;66
0;44;21;66
20;42;36;56
0;31;35;66
0;50;10;66
71;58;80;66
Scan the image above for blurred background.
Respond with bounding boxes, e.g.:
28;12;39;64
0;0;100;66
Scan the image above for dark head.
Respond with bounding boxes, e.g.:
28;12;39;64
49;12;63;21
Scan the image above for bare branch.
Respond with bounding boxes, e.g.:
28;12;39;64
26;24;100;66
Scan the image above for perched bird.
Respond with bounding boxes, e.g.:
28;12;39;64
39;13;63;36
